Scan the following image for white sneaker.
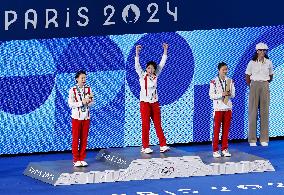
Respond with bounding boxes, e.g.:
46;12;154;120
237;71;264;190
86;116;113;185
160;146;170;153
80;161;88;167
141;148;153;154
213;151;221;158
73;161;82;167
249;142;257;147
260;142;268;146
221;149;232;157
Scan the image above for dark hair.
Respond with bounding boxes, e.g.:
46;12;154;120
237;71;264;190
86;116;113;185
75;70;86;82
218;62;227;70
252;51;269;61
146;61;157;71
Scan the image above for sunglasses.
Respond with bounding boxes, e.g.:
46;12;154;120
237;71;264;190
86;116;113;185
258;49;267;52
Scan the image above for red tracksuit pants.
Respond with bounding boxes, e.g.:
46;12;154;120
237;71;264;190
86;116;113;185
140;101;167;148
72;118;90;162
212;110;232;152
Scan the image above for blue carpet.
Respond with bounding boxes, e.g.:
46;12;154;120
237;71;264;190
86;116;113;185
1;140;284;195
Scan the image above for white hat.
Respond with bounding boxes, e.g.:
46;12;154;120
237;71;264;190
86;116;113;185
256;42;268;50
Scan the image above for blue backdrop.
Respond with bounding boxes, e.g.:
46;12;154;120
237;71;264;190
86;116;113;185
0;25;284;154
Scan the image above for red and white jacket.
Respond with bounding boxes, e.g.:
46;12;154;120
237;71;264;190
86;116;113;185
135;55;167;103
209;76;235;111
68;85;94;120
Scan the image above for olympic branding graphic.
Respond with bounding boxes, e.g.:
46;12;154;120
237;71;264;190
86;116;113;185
0;26;284;154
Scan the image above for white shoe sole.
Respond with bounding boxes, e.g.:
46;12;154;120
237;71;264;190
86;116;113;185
249;143;257;147
73;163;83;167
160;149;170;153
141;149;153;154
80;162;88;167
141;151;153;154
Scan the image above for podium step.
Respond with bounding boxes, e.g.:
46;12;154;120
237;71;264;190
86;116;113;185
23;146;275;186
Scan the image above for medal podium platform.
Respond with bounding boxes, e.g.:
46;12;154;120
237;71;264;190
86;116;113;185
24;146;275;186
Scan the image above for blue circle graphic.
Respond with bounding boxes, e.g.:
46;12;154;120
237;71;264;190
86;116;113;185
56;36;125;74
0;74;55;115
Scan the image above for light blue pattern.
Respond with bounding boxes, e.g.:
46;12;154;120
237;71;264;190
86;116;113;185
0;40;55;77
178;27;270;85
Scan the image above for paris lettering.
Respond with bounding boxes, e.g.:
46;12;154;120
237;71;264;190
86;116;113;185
3;2;178;31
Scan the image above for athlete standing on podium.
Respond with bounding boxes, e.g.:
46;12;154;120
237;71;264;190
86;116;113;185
209;62;235;158
68;70;94;167
135;43;170;154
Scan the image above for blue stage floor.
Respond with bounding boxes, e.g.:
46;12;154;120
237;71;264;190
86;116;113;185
1;140;284;195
